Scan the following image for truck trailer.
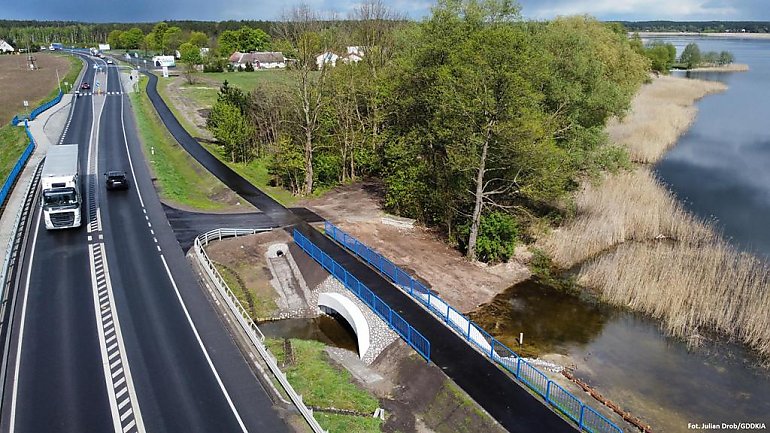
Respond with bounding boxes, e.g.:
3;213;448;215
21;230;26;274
41;145;82;230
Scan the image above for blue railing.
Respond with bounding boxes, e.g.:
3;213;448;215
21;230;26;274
10;90;63;126
324;221;622;433
0;122;36;208
292;229;431;361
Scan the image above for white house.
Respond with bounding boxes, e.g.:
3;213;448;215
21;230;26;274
228;51;287;69
316;46;365;69
0;39;14;53
341;52;363;64
316;51;339;69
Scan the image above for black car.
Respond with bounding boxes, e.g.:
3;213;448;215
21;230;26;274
80;82;91;90
105;171;129;190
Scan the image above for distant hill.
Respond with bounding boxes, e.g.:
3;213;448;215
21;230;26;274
617;21;770;33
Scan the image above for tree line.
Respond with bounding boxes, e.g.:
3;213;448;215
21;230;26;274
0;19;273;48
207;0;650;263
619;21;770;33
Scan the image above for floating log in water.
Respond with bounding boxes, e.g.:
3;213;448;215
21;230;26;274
562;370;654;433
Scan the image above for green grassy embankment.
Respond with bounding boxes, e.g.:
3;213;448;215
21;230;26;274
266;338;382;433
155;71;300;206
0;126;29;181
129;76;235;211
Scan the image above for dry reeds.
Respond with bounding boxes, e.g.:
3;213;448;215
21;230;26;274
539;168;715;268
606;76;726;163
578;241;770;357
538;75;770;359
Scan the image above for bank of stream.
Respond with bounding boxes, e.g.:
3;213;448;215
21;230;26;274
471;278;770;432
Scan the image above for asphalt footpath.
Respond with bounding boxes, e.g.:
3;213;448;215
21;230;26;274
143;71;578;433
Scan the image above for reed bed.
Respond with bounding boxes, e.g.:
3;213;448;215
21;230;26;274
578;241;770;357
539;75;770;359
606;76;726;163
539;168;715;268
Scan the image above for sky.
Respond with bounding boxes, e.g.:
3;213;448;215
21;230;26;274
4;0;770;23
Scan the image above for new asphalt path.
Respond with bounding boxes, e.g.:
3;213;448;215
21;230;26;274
144;70;578;433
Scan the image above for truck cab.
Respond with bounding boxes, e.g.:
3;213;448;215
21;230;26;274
41;145;82;230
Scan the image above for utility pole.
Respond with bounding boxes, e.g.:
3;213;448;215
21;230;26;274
56;68;61;92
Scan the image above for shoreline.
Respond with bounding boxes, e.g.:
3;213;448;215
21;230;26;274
540;74;770;361
687;63;749;72
636;31;770;40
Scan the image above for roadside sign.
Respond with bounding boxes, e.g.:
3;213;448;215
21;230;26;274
23;100;28;107
162;66;169;78
93;64;98;70
96;81;100;88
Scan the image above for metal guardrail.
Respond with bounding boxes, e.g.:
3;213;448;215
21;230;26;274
324;221;623;433
0;160;44;417
192;228;329;433
11;90;63;126
292;229;431;361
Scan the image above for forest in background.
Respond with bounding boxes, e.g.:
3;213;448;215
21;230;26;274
1;1;653;264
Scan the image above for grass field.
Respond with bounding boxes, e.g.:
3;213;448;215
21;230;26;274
129;76;239;211
0;125;29;182
156;75;300;206
266;338;382;433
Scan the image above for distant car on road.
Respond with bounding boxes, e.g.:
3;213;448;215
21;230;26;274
105;171;129;190
106;59;114;65
80;82;90;90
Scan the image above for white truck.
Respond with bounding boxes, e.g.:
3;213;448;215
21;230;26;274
41;145;82;230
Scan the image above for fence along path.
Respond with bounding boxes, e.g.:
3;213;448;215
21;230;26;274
293;229;430;360
324;221;622;433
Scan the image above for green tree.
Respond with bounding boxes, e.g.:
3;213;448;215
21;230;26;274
218;27;271;55
680;42;701;69
151;22;169;52
644;42;676;73
188;31;209;48
535;16;648;171
162;26;184;54
179;42;202;84
208;101;255;163
120;27;144;50
107;29;123;49
719;51;735;65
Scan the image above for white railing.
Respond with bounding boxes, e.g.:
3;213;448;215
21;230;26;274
193;228;328;433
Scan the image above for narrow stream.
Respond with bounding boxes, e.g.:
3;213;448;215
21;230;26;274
258;314;359;354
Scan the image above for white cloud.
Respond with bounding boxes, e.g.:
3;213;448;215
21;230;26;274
521;0;738;20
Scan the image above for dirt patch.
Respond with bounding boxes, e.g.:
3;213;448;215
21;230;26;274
367;342;507;433
203;230;291;319
163;75;216;140
0;53;73;124
299;182;530;312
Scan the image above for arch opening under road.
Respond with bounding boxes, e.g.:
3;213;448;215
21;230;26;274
317;292;370;360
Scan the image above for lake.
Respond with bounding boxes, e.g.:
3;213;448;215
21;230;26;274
472;36;770;433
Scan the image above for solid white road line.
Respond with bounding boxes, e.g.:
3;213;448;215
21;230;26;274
159;255;249;433
8;208;43;433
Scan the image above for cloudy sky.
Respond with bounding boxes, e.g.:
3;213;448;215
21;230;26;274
5;0;770;22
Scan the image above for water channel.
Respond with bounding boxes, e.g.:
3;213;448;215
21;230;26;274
471;36;770;432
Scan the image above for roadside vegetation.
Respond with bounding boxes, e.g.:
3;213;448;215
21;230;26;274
266;338;382;433
154;76;298;205
129;76;239;211
0;126;28;181
213;261;278;320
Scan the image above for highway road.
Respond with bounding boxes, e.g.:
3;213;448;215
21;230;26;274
0;53;291;433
